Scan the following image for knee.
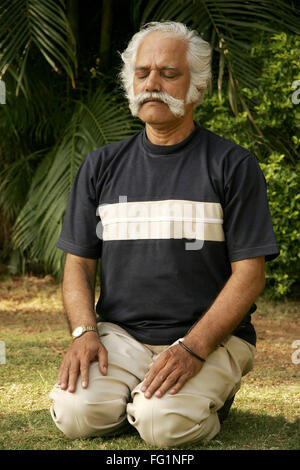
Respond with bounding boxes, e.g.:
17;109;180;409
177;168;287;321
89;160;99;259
127;392;220;447
49;384;127;439
50;388;88;439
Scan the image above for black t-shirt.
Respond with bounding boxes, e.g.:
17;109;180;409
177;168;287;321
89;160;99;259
57;124;279;346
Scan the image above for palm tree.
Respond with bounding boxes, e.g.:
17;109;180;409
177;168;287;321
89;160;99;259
0;0;299;277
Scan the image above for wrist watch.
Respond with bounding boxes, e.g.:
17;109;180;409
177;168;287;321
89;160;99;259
71;325;98;340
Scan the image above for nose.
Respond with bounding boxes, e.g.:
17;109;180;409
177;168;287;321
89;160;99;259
144;70;161;92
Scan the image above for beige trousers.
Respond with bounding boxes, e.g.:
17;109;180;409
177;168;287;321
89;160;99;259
49;322;255;447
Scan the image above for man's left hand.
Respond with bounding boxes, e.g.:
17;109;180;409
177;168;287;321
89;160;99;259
141;343;204;398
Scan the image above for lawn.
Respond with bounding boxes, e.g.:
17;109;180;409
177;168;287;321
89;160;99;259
0;276;299;450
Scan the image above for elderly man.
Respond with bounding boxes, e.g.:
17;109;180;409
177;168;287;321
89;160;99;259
49;21;279;447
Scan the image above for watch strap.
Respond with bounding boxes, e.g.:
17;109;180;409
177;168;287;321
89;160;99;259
71;325;98;340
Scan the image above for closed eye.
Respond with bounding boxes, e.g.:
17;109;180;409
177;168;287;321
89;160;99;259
162;73;177;79
134;67;180;80
136;73;178;80
136;74;149;79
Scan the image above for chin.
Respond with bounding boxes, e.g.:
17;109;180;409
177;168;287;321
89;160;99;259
138;109;179;125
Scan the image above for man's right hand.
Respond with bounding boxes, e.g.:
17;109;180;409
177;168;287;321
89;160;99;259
57;331;108;392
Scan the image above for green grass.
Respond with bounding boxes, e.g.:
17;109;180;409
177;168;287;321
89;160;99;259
0;276;299;450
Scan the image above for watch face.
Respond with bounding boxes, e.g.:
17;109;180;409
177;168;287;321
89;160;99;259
73;326;84;337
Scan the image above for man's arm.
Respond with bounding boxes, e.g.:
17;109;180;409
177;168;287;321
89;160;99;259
57;253;108;392
141;256;265;398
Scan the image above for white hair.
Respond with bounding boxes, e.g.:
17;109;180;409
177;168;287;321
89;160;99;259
129;91;186;118
120;21;212;112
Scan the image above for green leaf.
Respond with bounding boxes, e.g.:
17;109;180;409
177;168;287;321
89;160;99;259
12;86;142;277
0;0;76;92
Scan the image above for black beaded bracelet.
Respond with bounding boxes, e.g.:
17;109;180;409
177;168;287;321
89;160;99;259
178;341;206;363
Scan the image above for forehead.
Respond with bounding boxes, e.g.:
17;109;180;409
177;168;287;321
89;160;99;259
135;32;188;68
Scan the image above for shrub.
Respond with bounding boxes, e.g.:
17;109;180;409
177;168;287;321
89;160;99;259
260;154;300;298
194;32;300;298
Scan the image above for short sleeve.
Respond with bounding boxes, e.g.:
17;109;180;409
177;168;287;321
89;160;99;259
56;152;102;259
223;153;279;262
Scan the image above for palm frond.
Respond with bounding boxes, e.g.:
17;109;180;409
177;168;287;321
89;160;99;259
0;150;46;218
12;86;142;277
0;0;76;94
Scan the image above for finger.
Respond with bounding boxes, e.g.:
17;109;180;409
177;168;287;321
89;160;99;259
58;361;70;390
57;363;64;386
67;359;80;393
98;343;108;376
168;374;189;395
146;369;181;398
141;365;162;392
80;357;91;389
141;356;168;391
142;361;177;397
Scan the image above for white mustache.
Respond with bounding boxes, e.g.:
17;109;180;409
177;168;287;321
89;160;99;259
129;91;186;118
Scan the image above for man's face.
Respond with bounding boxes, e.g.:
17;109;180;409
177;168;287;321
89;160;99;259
133;32;193;124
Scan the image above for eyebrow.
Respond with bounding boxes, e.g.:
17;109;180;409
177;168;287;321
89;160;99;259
135;66;179;72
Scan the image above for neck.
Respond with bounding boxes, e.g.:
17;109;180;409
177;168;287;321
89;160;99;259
145;115;195;146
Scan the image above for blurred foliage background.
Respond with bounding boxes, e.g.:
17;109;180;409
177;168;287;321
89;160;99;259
0;0;299;298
